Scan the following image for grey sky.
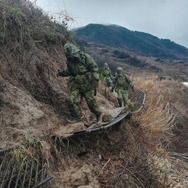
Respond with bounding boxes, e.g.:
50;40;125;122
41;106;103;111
31;0;188;48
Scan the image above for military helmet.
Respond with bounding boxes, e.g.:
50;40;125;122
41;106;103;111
116;67;123;74
64;42;80;57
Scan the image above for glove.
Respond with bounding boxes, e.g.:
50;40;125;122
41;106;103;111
57;71;61;77
57;70;68;77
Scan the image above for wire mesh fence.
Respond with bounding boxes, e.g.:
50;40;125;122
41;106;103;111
0;148;52;188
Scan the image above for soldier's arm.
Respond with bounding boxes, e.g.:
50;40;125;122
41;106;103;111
124;74;131;84
125;74;134;90
57;62;78;77
111;76;117;92
109;68;113;78
57;69;72;77
85;54;99;80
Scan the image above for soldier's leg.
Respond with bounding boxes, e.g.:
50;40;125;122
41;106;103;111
117;89;123;107
122;89;128;107
83;89;101;116
69;89;82;117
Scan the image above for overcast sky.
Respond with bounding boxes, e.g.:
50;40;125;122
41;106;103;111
31;0;188;48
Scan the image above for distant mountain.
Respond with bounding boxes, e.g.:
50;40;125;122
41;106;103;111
74;24;188;59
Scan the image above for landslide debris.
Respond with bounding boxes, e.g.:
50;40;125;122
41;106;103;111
0;1;188;188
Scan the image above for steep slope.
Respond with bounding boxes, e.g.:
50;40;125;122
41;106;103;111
0;0;116;147
0;0;69;143
0;1;188;188
75;24;188;59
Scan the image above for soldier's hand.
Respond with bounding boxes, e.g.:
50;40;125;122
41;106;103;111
57;71;60;77
57;70;67;77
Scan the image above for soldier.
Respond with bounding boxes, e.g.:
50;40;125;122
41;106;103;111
112;67;134;107
57;42;102;123
101;63;113;88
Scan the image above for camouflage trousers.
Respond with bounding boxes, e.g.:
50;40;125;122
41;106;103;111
104;77;113;87
69;88;101;117
116;89;128;107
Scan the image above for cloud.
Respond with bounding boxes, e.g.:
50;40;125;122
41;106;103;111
33;0;188;48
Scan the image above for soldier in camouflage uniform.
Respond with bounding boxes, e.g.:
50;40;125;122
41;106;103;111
101;63;113;88
112;67;134;107
57;42;102;122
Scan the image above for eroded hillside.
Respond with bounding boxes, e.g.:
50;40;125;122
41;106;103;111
0;1;188;188
0;0;71;145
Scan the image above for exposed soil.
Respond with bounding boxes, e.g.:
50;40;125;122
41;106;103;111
0;1;188;188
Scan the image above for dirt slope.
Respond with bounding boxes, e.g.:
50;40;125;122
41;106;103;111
0;0;118;147
1;1;188;188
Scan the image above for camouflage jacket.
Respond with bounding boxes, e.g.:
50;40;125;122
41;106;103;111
102;67;112;78
58;52;99;91
113;73;133;91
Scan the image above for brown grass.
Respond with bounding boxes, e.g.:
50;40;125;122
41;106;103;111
47;76;179;187
1;1;188;187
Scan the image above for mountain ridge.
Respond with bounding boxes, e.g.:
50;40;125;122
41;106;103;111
74;23;188;59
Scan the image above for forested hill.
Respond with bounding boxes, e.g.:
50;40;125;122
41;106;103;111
74;24;188;59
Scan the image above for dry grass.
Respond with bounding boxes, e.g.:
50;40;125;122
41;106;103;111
134;76;175;130
131;76;188;187
1;1;188;187
48;77;177;187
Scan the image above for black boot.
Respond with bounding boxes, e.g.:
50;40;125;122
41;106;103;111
96;113;102;123
117;99;122;107
66;115;81;123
